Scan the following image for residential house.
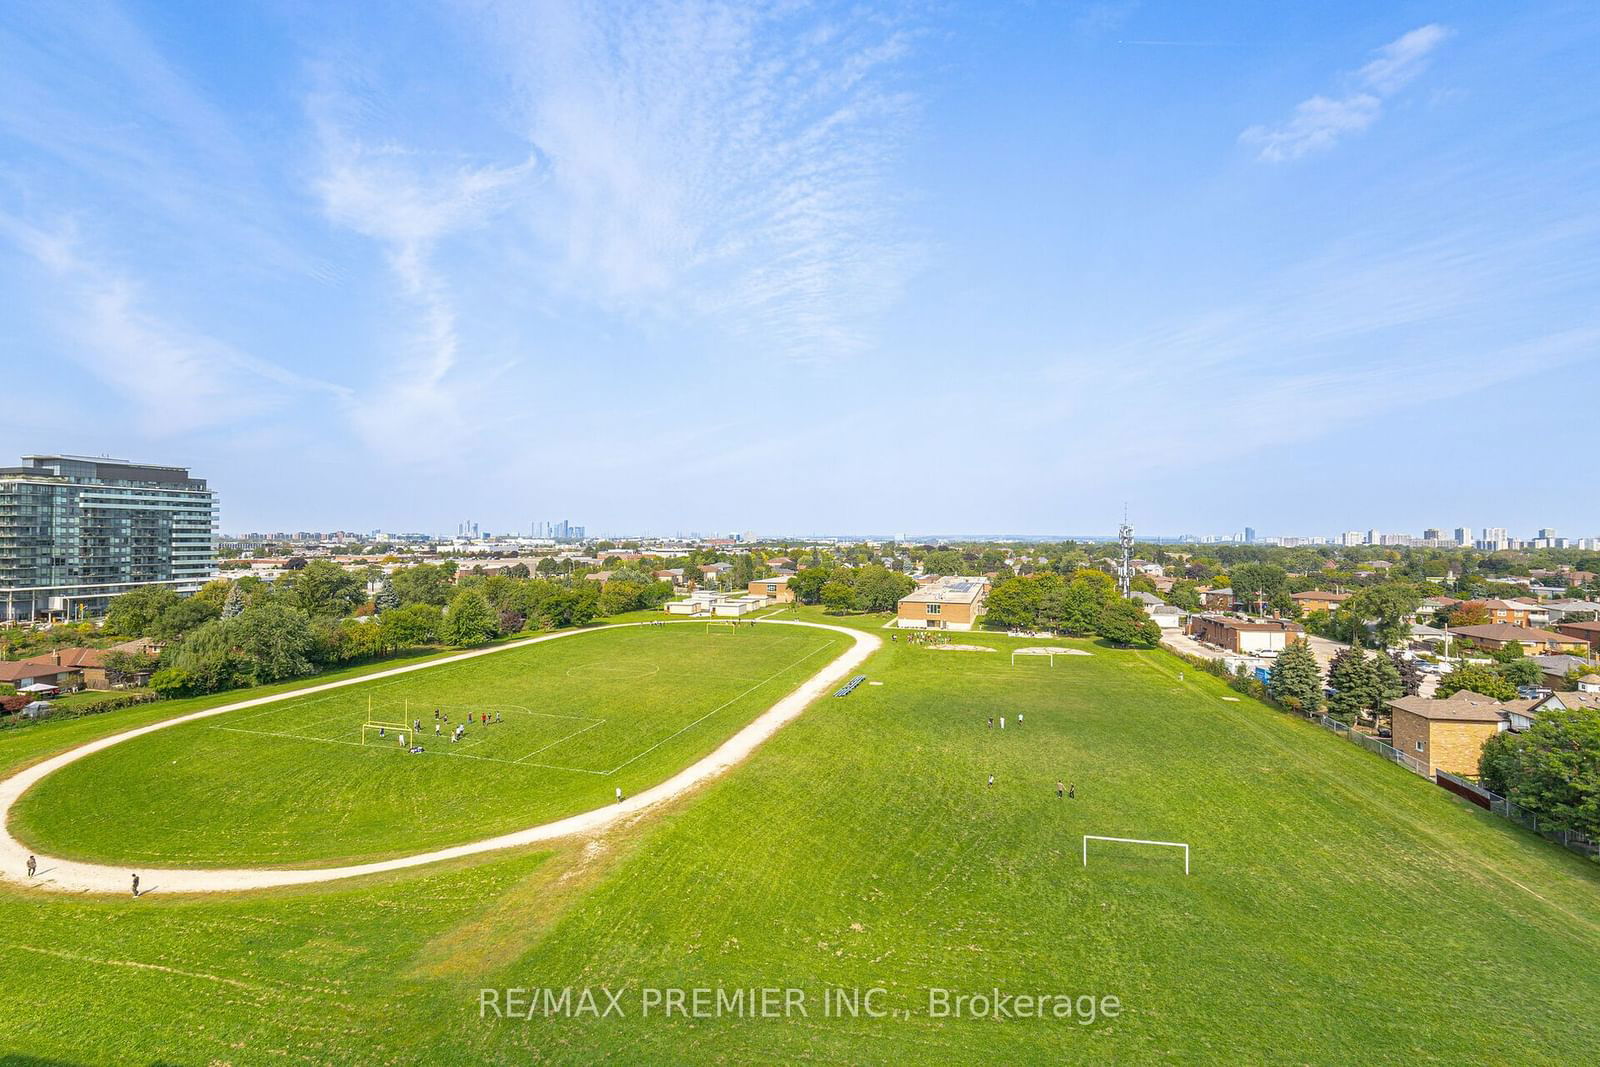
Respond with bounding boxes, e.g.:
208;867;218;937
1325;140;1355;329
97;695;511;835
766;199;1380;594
1543;599;1600;623
1449;623;1592;654
1292;590;1350;615
1387;692;1518;777
1200;588;1235;610
1531;654;1594;689
1127;591;1182;630
1477;599;1532;627
1554;620;1600;651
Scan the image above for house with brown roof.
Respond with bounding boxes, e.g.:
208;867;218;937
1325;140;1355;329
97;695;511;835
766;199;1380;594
1449;624;1591;654
1387;692;1519;777
0;646;155;691
1187;614;1303;654
1292;590;1350;614
1478;599;1532;627
1554;620;1600;651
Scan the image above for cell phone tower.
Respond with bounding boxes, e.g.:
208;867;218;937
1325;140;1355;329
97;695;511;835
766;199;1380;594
1118;508;1134;598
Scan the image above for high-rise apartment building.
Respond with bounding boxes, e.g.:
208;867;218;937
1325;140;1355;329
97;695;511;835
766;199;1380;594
0;454;218;621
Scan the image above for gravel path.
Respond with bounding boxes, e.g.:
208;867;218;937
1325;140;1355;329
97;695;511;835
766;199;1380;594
0;619;878;895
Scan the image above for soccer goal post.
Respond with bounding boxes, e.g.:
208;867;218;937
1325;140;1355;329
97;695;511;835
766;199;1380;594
706;620;738;634
1082;835;1190;875
361;720;411;745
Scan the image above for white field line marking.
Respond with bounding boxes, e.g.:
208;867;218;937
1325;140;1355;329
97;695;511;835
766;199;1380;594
513;718;608;763
0;619;878;892
208;722;610;774
603;640;836;776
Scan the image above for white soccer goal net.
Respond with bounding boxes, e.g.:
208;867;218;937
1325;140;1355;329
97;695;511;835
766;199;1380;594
1082;835;1190;875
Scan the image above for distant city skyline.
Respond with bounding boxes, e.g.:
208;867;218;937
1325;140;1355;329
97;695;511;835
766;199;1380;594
4;3;1598;534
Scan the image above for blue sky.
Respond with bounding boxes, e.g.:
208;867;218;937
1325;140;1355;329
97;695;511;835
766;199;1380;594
2;1;1597;538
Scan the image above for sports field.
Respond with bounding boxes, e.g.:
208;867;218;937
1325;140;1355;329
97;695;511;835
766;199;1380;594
10;622;846;867
2;609;1598;1062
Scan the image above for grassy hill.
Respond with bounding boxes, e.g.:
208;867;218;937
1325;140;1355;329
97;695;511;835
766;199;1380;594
1;609;1597;1062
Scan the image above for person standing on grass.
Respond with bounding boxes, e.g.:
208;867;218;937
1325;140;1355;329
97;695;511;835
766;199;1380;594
1057;781;1064;799
1000;716;1006;729
987;716;993;728
988;774;995;788
1017;713;1024;728
131;873;139;898
26;855;36;878
435;722;441;737
615;787;623;803
1069;784;1076;799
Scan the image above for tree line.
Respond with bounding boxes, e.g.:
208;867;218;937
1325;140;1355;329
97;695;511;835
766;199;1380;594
978;572;1162;647
101;560;674;699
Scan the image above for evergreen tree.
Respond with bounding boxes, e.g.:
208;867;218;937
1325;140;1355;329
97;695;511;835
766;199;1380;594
1326;645;1378;723
1268;639;1323;713
374;576;400;615
220;582;247;619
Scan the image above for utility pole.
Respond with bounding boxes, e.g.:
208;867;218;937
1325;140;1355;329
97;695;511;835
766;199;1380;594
1118;508;1134;599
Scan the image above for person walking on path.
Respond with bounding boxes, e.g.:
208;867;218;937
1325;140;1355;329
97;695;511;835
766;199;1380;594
26;855;36;878
131;873;140;898
615;787;624;803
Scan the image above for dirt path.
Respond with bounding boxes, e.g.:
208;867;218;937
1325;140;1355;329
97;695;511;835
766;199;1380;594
0;619;878;895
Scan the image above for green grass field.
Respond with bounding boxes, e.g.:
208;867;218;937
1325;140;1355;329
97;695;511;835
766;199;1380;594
11;622;845;867
3;608;1598;1063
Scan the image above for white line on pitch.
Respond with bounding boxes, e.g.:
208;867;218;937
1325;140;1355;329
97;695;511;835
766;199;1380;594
602;640;835;776
512;718;607;764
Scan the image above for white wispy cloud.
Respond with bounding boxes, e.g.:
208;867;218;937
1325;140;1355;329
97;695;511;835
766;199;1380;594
0;211;346;436
1241;24;1450;162
471;0;919;358
307;91;536;458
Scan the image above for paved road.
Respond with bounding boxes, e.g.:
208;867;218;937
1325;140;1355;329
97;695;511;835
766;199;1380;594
0;619;879;895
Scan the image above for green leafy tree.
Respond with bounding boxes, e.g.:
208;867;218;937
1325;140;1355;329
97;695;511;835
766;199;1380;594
1477;708;1600;836
1096;598;1160;647
536;583;601;629
442;589;498;647
1498;656;1542;689
788;567;832;606
104;585;181;636
1436;662;1518;701
1268;639;1324;713
852;567;915;613
231;603;317;683
379;603;441;649
983;578;1040;630
1229;563;1293;616
1345;583;1424;648
390;564;454;607
1166;580;1202;613
820;580;856;613
277;559;363;618
167;621;247;694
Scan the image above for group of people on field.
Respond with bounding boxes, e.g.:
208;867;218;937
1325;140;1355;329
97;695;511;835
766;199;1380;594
893;630;951;646
983;714;1075;800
